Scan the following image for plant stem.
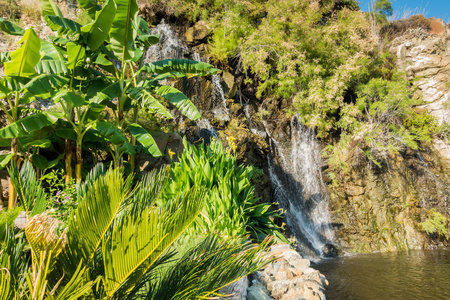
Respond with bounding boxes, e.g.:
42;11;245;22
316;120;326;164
75;141;82;183
8;138;17;209
65;139;73;183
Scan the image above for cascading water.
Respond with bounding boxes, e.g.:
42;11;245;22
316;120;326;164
145;21;229;121
266;116;336;258
196;119;218;143
211;74;230;121
146;19;188;62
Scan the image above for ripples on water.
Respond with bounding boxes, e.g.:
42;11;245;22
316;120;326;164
315;250;450;300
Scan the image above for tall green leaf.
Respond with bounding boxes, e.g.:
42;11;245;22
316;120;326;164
127;123;163;157
142;59;219;77
156;85;201;121
36;40;68;74
40;0;63;17
23;74;69;95
109;0;138;61
46;15;82;37
64;169;131;272
0;18;25;35
66;42;86;69
8;161;47;216
4;28;41;77
93;122;127;144
75;0;97;20
134;89;173;119
81;0;116;51
0;112;63;139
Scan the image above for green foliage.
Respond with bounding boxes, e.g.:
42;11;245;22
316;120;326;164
0;206;22;242
1;165;270;298
164;138;283;241
419;209;449;239
42;169;78;224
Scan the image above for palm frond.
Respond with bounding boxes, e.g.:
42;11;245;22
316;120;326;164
103;188;205;298
75;162;107;199
146;235;271;300
0;225;28;299
62;168;131;276
25;212;66;269
122;168;169;216
8;160;47;216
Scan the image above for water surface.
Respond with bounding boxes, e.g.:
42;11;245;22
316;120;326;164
315;250;450;300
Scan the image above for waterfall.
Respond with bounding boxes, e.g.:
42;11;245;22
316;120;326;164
196;119;218;143
146;19;188;62
266;117;335;258
145;21;229;121
211;74;230;121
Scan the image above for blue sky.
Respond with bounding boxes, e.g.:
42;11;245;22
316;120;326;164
358;0;450;23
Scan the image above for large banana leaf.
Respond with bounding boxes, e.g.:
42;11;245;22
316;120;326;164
132;88;173;119
0;18;25;35
142;59;219;77
0;111;63;139
103;189;205;297
109;0;138;61
156;85;201;121
4;28;41;77
54;90;85;107
45;15;82;37
75;0;97;20
81;0;116;51
66;42;86;70
36;40;68;74
23;73;69;95
40;0;63;17
93;121;127;144
127;123;163;157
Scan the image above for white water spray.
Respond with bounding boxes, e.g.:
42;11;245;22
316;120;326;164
267;117;335;257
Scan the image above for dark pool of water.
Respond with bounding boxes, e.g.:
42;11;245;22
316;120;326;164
315;250;450;300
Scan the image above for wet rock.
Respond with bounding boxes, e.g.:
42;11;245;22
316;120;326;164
247;285;274;300
321;243;340;257
219;276;248;300
222;71;237;98
255;243;327;300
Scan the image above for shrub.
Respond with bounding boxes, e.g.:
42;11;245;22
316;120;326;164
163;138;284;241
380;14;431;40
419;209;449;239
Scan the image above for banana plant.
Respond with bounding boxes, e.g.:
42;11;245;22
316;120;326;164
0;20;67;208
76;0;219;169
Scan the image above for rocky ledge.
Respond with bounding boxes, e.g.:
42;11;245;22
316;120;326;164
222;243;328;300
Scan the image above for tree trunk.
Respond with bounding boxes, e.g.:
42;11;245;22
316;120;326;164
76;141;82;182
8;138;17;209
65;139;73;183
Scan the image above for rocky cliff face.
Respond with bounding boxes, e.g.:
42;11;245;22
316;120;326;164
391;20;450;161
150;15;450;254
327;19;450;253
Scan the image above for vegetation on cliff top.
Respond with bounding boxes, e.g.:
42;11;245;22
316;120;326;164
143;0;447;176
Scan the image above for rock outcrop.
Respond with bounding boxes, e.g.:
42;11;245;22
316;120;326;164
391;20;450;161
248;244;327;300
